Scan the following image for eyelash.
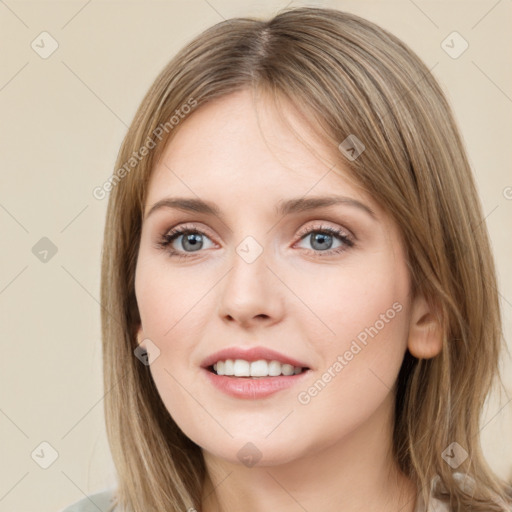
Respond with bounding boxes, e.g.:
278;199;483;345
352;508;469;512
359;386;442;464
156;223;355;260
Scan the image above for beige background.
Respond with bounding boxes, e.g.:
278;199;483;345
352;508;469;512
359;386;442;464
0;1;511;511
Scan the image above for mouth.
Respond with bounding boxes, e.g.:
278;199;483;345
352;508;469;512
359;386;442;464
202;360;312;399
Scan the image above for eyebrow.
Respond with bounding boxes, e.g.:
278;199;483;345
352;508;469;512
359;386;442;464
144;195;376;221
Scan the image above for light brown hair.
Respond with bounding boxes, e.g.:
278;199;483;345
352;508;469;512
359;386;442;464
100;6;512;511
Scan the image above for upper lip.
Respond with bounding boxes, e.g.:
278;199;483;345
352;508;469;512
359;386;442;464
201;346;311;369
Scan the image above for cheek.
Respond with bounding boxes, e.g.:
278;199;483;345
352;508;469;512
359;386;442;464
134;252;212;393
291;251;410;386
289;264;410;441
294;252;408;338
135;252;211;342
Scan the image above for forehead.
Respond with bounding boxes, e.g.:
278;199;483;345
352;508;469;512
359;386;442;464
145;88;379;217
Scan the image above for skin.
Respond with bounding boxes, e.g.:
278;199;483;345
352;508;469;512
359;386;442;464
134;88;442;512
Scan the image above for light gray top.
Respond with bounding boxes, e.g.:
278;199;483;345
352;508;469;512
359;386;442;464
59;486;452;512
59;488;118;512
59;471;512;511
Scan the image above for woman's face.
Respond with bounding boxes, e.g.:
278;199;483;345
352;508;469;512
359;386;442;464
135;88;414;467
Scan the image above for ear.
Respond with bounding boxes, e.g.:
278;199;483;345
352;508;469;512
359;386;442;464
136;324;147;350
407;294;443;359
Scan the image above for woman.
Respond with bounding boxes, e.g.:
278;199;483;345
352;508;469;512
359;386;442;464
62;6;512;512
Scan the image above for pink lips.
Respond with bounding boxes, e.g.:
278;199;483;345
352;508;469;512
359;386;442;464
200;345;312;400
200;345;311;370
202;368;311;399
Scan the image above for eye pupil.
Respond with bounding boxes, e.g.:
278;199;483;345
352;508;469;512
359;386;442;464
311;232;333;250
183;233;203;251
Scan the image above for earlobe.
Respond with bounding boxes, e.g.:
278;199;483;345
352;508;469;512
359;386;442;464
407;294;443;359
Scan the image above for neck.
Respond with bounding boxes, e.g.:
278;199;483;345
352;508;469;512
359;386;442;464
200;392;417;512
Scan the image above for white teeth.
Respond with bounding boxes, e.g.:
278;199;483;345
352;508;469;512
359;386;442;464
224;359;234;375
281;364;295;376
250;359;269;377
234;359;250;376
211;359;305;377
268;360;282;376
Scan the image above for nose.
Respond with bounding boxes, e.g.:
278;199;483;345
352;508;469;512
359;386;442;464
217;243;285;328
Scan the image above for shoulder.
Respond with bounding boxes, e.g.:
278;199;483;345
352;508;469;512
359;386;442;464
58;488;118;512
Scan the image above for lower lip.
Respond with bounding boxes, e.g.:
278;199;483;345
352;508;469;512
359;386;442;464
202;368;311;399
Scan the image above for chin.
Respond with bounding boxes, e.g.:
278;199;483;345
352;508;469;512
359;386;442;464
199;434;310;468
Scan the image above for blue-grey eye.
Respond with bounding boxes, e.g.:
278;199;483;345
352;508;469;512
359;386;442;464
309;232;334;251
179;232;205;252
